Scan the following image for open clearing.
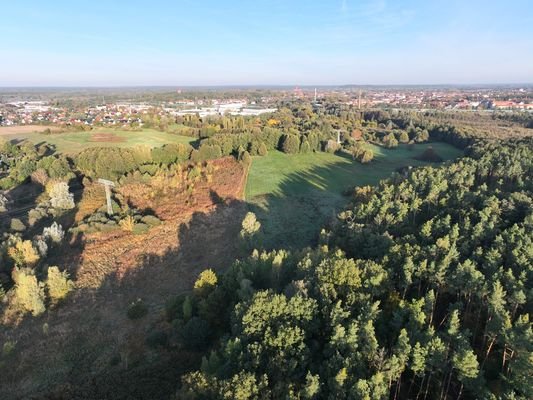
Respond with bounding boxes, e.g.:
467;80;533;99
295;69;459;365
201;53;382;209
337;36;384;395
0;125;55;135
0;127;195;153
246;142;463;249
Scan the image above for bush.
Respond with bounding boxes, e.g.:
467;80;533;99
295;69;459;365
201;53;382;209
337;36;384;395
0;192;8;212
300;140;311;154
119;215;136;232
132;222;150;235
281;134;300;154
127;298;148;320
46;266;74;305
141;215;161;227
257;142;268;156
241;151;252;166
34;238;48;257
398;131;410;143
43;222;65;244
359;149;374;164
240;212;261;238
414;146;443;162
8;239;40;267
11;268;46;316
31;168;49;186
48;182;75;210
194;269;218;297
10;218;26;232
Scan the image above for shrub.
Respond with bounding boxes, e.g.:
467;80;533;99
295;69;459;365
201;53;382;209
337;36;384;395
0;192;8;212
240;212;261;238
48;182;75;210
281;134;300;154
414;146;443;162
398;131;410;143
359;149;374;164
8;239;40;267
257;142;268;156
383;133;398;148
141;215;161;227
48;157;72;179
132;223;150;235
300;140;311;154
43;222;65;244
34;238;48;257
415;129;430;142
11;268;46;316
119;215;136;232
127;298;148;320
28;207;48;226
46;266;74;305
194;269;218;297
10;218;26;232
31;168;49;186
241;151;252;166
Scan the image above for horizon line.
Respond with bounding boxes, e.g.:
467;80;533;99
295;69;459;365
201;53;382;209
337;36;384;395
0;83;532;90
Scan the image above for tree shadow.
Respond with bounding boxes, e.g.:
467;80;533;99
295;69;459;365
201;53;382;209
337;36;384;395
0;190;247;400
247;160;358;250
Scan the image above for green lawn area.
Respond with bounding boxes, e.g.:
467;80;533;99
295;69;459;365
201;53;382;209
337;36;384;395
246;142;463;249
3;128;196;154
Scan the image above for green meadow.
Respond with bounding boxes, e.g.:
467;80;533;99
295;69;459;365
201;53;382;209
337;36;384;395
245;142;463;249
2;128;195;154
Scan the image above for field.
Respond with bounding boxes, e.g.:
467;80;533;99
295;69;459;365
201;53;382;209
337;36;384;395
246;142;463;248
0;127;195;154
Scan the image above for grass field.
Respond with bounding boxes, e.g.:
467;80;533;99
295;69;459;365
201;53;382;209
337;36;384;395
246;142;463;249
0;127;196;154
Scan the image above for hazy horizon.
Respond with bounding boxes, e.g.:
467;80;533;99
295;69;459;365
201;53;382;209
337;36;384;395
2;0;532;86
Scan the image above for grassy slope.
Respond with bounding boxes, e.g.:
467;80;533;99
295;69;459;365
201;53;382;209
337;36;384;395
246;142;463;249
2;128;195;154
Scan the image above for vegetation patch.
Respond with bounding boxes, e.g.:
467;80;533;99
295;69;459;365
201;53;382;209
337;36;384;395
245;143;462;249
413;145;444;162
89;132;127;143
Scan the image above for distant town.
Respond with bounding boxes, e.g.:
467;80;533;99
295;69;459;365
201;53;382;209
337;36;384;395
0;85;531;127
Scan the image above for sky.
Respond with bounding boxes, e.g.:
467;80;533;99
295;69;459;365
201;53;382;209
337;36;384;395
1;0;532;86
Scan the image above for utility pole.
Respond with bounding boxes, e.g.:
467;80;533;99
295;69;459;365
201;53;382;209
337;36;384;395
97;178;115;215
358;89;362;110
314;88;317;102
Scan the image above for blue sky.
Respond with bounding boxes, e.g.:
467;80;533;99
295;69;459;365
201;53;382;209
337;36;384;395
1;0;532;86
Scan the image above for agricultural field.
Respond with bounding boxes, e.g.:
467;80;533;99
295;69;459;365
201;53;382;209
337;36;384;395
246;142;463;248
0;127;195;154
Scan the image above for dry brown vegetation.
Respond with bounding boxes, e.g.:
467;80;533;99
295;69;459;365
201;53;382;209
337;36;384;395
0;157;248;399
0;125;55;135
89;132;127;142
